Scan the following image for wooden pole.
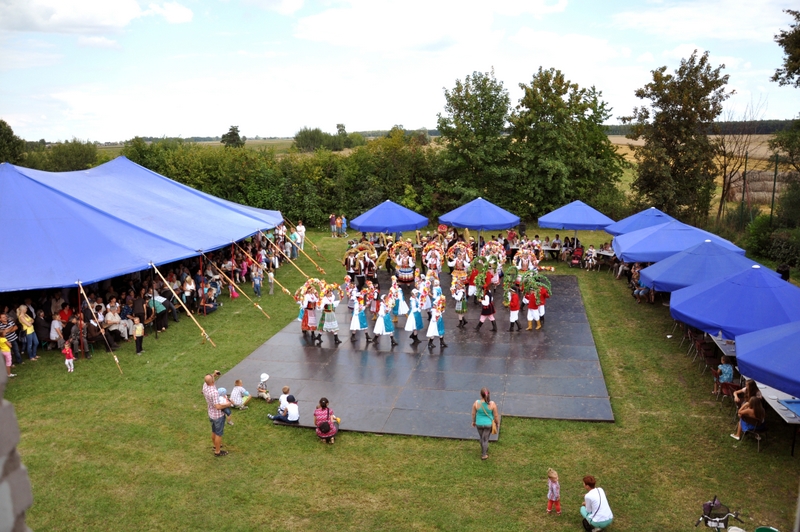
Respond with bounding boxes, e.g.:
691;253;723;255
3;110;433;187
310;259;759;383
770;153;779;224
151;264;217;347
265;233;310;279
280;224;327;275
77;281;123;374
234;242;294;297
204;253;271;320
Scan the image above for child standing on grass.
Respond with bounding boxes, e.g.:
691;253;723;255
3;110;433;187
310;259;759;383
711;355;734;395
267;269;274;296
547;468;561;515
133;316;144;355
62;345;75;373
252;265;263;298
1;335;15;378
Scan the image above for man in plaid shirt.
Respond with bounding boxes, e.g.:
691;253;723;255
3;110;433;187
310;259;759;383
203;371;231;457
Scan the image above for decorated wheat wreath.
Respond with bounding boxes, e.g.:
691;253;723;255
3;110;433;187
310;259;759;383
479;240;507;265
343;242;377;262
513;248;535;266
389;240;416;262
294;278;342;302
446;241;474;261
519;271;552;306
422;241;444;259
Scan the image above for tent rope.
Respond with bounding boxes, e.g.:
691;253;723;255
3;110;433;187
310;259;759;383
150;263;216;347
77;281;123;374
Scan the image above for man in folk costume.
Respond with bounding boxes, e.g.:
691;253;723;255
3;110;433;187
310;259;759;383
426;295;448;349
372;294;398;347
525;287;541;331
466;266;480;305
475;279;497;332
404;288;424;344
301;287;321;343
451;279;468;328
350;293;371;343
508;284;522;331
344;252;359;288
319;287;342;345
364;254;378;287
537;283;551;326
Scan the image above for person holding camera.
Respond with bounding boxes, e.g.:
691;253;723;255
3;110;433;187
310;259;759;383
203;371;232;457
313;397;339;444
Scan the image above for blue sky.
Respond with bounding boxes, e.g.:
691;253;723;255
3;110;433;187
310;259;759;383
0;0;797;142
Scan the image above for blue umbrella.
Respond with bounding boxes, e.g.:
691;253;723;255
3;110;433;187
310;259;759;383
736;321;800;398
604;207;675;236
612;220;744;263
537;200;614;231
439;197;520;231
670;265;800;339
639;240;777;292
350;200;428;233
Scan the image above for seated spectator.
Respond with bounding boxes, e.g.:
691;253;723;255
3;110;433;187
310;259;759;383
314;397;339;444
257;374;271;402
731;396;766;441
50;315;65;349
733;379;762;409
550;234;561;260
584;245;598;270
68;316;89;358
87;317;118;352
633;280;651;304
269;394;299;424
104;304;132;342
230;379;251;410
710;355;733;395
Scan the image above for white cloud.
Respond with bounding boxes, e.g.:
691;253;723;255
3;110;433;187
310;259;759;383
77;36;120;48
0;0;143;34
492;0;568;17
637;52;654;62
147;2;193;24
244;0;304;16
613;0;794;43
510;29;629;64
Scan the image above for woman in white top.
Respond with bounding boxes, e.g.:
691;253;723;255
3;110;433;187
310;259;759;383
580;475;613;530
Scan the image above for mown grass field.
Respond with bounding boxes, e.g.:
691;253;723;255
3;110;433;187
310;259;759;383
8;230;798;531
97;138;295;159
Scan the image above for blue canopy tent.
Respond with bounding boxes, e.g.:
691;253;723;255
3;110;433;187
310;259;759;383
604;207;675;236
612;220;744;263
639;240;776;292
350;200;428;233
736;321;800;398
0;156;283;292
537;200;614;232
670;265;800;340
439;197;520;231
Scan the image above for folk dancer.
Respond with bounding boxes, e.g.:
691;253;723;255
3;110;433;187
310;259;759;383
350;293;371;343
395;247;416;283
367;281;380;321
425;246;442;275
525;288;541;330
426;295;448;349
301;287;321;343
389;276;409;323
319;288;342;345
364;254;378;287
404;289;424;343
344;253;359;288
451;280;468;328
372;294;398;347
475;281;497;332
467;267;480;305
508;284;522;331
537;284;550;326
447;250;469;287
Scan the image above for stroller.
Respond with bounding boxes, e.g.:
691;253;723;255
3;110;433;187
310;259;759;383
695;495;743;529
569;247;584;268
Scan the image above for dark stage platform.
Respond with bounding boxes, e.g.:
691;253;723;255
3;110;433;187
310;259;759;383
217;274;614;440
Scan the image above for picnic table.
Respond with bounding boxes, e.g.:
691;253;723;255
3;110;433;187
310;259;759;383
709;334;737;359
757;381;800;455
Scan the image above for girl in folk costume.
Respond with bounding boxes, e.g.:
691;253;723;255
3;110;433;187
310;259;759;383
475;279;497;332
344;276;355;310
372;294;398;347
426;295;448;349
319;287;342;345
514;249;537;278
393;243;416;283
405;288;424;343
350;293;372;343
446;243;472;287
365;281;380;320
507;284;522;331
301;287;321;343
389;276;409;323
419;278;433;321
451;279;468;329
425;246;443;274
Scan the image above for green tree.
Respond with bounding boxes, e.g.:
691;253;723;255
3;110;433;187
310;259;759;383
221;125;245;148
622;50;730;224
508;68;626;219
437;70;511;195
772;9;800;88
769;120;800;173
0;119;24;164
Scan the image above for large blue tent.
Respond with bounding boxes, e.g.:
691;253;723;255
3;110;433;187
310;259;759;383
439;197;520;231
612;220;744;263
537;200;614;231
604;207;675;236
0;156;283;292
670;265;800;340
736;321;800;398
639;240;776;292
350;200;428;233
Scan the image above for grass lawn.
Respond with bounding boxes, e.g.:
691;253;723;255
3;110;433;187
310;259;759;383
8;230;798;531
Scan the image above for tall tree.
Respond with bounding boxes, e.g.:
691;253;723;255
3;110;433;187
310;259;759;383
0;119;24;164
508;68;625;219
221;125;245;148
769;119;800;174
622;50;730;224
772;9;800;88
436;69;511;196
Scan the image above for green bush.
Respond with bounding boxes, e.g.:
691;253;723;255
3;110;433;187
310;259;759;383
745;215;774;256
767;228;800;266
